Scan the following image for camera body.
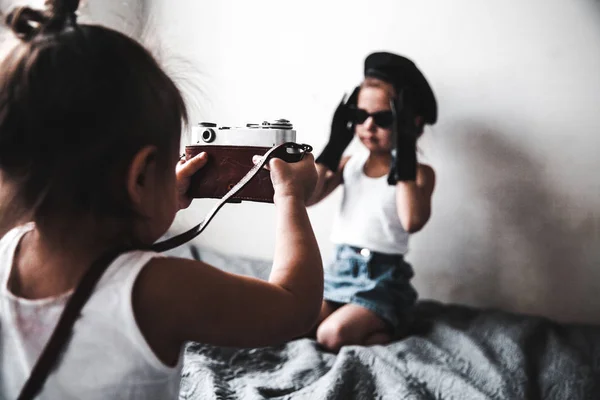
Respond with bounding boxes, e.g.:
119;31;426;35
184;119;297;203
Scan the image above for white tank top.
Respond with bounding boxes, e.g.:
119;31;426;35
330;152;410;255
0;224;182;400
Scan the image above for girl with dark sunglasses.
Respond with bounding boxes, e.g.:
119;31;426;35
307;51;438;352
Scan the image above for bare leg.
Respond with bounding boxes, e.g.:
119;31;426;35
364;331;392;346
304;300;340;339
316;303;391;352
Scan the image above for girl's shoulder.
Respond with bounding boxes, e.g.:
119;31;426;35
341;151;368;175
418;162;435;176
0;222;34;268
416;163;436;193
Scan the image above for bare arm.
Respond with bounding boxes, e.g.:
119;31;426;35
133;155;323;364
395;163;436;233
306;156;350;206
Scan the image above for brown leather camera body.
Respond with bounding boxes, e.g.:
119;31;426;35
185;144;275;203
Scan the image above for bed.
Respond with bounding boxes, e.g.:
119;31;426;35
169;245;600;400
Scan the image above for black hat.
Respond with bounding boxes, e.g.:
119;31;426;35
364;52;437;124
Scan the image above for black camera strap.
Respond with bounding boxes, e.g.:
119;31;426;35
151;142;312;252
17;141;312;400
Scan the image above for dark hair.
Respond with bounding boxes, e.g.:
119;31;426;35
0;0;187;228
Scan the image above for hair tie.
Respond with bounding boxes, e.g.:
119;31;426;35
5;7;49;41
5;0;81;42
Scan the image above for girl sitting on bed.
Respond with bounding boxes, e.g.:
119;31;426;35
0;1;323;398
308;51;438;352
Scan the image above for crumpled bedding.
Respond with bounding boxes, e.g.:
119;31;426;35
177;247;600;400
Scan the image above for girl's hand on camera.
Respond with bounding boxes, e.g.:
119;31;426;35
176;152;208;209
253;153;318;204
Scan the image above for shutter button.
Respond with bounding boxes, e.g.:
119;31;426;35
360;248;371;257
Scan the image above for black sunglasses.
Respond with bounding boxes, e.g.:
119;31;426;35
350;107;394;128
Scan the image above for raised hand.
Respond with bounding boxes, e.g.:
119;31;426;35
315;86;360;172
387;93;419;185
176;152;208;209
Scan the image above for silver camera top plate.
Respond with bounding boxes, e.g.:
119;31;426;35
190;119;296;147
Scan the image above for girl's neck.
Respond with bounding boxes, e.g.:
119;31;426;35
0;176;28;237
363;151;392;178
9;218;132;300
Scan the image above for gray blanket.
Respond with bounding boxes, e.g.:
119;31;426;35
179;301;600;400
176;247;600;399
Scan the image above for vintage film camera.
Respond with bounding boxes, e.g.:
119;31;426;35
184;119;303;203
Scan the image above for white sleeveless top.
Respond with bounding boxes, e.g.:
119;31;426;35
330;152;410;255
0;224;183;400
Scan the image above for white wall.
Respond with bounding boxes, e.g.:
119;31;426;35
9;0;596;325
148;0;600;325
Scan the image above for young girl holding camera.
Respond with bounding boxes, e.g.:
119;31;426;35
308;52;438;352
0;1;322;398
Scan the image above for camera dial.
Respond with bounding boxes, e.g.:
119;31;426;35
201;128;216;143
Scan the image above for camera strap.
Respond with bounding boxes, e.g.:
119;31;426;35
16;141;312;400
150;141;312;252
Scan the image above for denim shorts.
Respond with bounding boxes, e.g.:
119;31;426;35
323;245;418;335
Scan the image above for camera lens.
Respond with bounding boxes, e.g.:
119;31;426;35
202;128;216;143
